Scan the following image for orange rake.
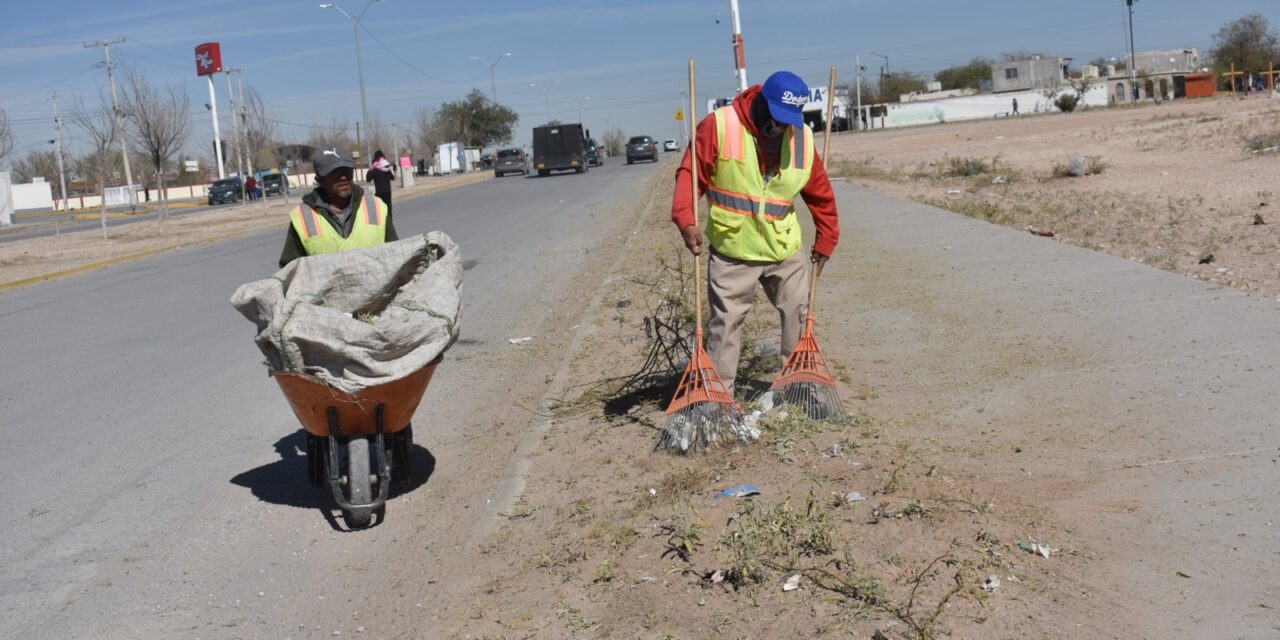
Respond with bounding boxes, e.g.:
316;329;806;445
654;59;746;454
769;261;847;421
769;65;847;422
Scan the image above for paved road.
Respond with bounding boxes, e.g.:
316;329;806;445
0;158;666;639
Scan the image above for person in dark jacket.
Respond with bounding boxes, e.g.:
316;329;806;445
367;149;396;215
278;146;398;267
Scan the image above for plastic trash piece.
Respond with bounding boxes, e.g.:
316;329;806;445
508;336;533;345
715;484;761;498
982;575;1001;592
783;574;801;591
845;491;867;503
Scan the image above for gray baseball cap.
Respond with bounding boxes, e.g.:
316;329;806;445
312;145;355;177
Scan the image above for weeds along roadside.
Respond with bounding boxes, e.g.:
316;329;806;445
465;176;1083;639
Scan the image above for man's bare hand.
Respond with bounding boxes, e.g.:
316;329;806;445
682;225;705;255
810;249;829;265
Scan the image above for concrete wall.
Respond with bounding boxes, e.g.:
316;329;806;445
13;181;54;212
851;85;1109;130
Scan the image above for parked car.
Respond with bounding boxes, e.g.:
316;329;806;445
663;139;678;152
261;173;290;197
626;136;658;164
585;138;603;167
493;148;529;177
207;178;243;205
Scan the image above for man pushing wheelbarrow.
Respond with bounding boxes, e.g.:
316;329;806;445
231;146;462;528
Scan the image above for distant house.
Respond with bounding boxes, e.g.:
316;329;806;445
990;57;1069;93
1103;48;1205;103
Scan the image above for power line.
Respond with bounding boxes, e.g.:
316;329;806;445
356;21;487;85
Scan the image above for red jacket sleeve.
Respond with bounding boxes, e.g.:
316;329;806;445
802;153;839;258
671;114;719;231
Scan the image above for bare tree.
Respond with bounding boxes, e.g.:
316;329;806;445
0;108;15;166
365;111;393;165
11;148;71;184
413;106;451;166
602;125;626;156
239;86;278;171
308;114;356;152
121;69;189;229
70;90;122;239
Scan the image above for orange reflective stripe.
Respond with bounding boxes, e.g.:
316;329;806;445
720;108;744;161
362;195;378;225
706;186;757;216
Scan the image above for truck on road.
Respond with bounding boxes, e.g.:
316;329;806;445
532;123;589;176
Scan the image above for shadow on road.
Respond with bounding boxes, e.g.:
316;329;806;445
230;430;437;528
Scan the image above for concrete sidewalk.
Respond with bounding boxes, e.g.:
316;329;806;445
831;181;1279;637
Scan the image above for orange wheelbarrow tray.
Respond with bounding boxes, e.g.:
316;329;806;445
270;356;442;438
267;356;442;527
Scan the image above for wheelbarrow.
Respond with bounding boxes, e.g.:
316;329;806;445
270;356;442;528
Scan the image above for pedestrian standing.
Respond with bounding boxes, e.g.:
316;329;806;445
1012;98;1019;115
671;71;840;396
368;150;396;215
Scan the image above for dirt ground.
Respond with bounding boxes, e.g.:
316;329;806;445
422;169;1094;639
824;94;1280;300
0;172;490;287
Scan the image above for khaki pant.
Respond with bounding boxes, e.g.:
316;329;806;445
706;248;809;393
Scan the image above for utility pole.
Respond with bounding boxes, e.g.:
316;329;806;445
1126;0;1138;101
728;0;748;92
84;37;136;211
224;68;246;200
871;51;889;101
854;55;864;130
234;68;262;207
49;93;69;220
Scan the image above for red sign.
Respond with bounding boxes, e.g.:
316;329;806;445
195;43;222;77
400;156;412;168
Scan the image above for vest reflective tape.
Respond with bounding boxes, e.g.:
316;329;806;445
706;186;757;217
720;110;744;161
790;125;806;170
363;194;380;225
292;205;322;239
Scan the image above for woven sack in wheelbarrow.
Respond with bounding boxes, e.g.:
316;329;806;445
230;232;462;395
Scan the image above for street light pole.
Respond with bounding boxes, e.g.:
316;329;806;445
530;81;558;124
471;52;511;101
320;0;379;171
1126;0;1138;101
567;96;590;123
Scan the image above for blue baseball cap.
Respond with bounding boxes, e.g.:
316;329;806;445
760;71;809;128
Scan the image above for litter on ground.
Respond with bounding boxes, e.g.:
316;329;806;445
715;484;761;499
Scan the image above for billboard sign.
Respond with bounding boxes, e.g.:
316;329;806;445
195;42;222;77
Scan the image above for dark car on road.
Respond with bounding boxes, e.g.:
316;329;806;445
261;173;290;197
207;178;243;205
585;138;603;167
493;148;529;177
626;136;658;164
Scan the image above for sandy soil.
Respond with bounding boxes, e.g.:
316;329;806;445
424;169;1091;640
824;94;1280;300
0;172;491;287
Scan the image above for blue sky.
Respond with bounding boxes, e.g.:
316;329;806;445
1;0;1274;163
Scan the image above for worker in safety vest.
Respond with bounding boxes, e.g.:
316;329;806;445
278;145;398;267
672;71;840;395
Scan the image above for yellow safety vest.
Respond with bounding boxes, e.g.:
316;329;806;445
706;106;813;262
290;193;388;257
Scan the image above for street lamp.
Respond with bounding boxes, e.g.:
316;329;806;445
319;0;380;171
566;96;590;123
470;52;511;101
529;81;559;124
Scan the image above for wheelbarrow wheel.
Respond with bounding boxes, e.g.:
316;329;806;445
344;437;374;528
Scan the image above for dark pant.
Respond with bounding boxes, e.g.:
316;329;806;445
376;191;392;216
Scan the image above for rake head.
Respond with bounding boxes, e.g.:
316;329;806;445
655;334;746;454
770;315;847;421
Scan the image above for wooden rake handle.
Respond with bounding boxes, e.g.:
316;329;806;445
689;58;702;333
809;65;837;317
